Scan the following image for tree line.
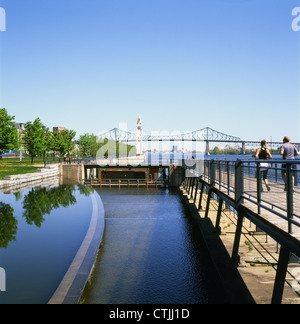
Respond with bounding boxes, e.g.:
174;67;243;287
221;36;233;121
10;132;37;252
78;133;136;158
210;145;281;155
0;108;136;163
0;108;76;163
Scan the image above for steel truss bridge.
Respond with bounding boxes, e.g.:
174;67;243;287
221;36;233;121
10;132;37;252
97;127;300;152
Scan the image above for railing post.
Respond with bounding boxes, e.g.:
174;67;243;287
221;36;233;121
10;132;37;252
271;246;290;304
204;160;208;177
215;198;223;235
198;181;204;211
209;159;215;186
188;177;192;195
256;162;262;215
232;211;244;267
286;164;294;234
235;159;244;205
218;160;221;190
294;166;298;186
190;178;195;199
227;161;230;195
194;179;199;204
204;188;212;219
184;177;187;190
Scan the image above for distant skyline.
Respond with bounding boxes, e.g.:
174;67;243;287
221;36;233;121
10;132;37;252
0;0;300;142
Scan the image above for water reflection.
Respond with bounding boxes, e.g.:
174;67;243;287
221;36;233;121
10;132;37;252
0;202;17;248
77;185;95;197
0;185;94;248
22;185;77;227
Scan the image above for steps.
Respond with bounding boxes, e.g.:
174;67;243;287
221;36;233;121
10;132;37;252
0;164;60;190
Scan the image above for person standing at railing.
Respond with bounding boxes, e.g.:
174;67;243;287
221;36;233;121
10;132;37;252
280;136;299;191
253;140;272;191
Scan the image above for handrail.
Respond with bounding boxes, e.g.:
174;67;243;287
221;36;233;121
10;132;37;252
202;159;300;233
182;171;300;304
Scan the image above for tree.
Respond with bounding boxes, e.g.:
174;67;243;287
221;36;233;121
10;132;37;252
52;129;76;158
41;127;53;161
78;133;94;157
23;118;47;163
0;108;19;155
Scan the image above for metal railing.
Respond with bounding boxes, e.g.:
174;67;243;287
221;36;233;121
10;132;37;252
203;159;300;234
183;159;300;304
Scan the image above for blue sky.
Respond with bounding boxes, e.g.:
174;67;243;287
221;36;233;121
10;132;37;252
0;0;300;142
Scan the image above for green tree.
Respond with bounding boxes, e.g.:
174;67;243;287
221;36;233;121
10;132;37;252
79;133;137;158
52;129;76;158
42;127;53;161
0;108;19;156
23;118;47;163
78;133;94;157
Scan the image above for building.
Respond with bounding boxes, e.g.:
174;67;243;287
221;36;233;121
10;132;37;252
15;123;26;132
53;127;65;134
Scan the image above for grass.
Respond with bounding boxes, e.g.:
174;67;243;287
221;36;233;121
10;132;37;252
0;165;42;180
0;157;45;179
245;240;254;252
0;157;46;166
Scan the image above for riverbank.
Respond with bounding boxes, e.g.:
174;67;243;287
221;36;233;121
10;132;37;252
0;165;42;180
0;164;60;191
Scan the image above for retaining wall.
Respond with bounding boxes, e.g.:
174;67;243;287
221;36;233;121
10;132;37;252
0;164;60;191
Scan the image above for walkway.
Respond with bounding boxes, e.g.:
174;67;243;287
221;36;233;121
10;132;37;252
183;185;300;304
212;170;300;241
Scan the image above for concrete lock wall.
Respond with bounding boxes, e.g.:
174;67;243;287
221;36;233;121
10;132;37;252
60;164;84;184
169;165;185;187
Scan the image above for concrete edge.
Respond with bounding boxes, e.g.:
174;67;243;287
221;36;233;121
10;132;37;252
48;190;105;304
0;164;60;189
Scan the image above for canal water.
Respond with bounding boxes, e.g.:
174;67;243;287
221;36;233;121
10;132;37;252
80;188;228;304
0;185;94;304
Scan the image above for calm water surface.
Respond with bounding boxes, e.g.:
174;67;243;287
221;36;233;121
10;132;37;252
80;188;228;304
0;185;94;304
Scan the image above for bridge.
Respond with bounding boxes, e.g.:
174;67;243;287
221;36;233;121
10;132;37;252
97;126;300;154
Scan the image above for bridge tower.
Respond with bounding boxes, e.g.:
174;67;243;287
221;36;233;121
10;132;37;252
136;116;143;156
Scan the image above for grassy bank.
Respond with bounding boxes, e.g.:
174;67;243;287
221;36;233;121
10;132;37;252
0;164;42;180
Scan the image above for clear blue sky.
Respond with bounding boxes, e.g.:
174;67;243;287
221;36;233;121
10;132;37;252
0;0;300;142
